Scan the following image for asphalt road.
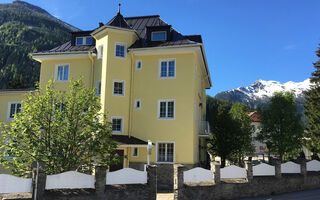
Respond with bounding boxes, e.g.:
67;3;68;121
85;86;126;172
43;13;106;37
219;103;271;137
237;189;320;200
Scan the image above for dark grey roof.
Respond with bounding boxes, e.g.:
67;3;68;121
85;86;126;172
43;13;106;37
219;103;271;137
111;135;148;145
36;41;96;54
34;15;202;54
107;13;132;29
125;15;199;48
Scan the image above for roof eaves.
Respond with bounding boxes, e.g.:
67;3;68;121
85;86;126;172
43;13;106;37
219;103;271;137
91;25;140;39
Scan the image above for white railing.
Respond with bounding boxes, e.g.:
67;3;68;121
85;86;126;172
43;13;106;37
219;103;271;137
307;160;320;171
199;121;210;136
183;167;213;183
106;168;147;185
281;161;301;174
221;165;247;179
253;163;275;176
45;171;95;190
0;174;32;194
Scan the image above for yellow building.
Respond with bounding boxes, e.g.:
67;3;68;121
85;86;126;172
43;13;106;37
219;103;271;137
1;11;211;183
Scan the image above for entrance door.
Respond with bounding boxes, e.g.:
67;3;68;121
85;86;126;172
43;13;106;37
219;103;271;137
109;149;124;172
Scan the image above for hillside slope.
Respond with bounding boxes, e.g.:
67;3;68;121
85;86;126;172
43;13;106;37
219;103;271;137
0;1;77;89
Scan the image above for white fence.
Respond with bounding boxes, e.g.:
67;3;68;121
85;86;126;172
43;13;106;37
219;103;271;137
106;168;147;185
221;165;247;179
307;160;320;172
45;171;95;189
253;163;275;176
183;167;213;183
0;174;32;194
281;161;301;174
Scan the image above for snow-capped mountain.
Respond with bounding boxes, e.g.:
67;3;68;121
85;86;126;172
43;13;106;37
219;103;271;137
215;79;311;113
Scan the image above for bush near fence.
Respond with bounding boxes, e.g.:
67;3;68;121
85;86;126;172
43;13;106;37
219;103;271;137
0;163;157;200
174;160;320;200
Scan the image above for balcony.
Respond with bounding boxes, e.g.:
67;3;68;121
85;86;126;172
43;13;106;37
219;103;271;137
199;121;210;137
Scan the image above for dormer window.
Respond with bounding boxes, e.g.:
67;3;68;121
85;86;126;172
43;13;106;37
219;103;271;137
151;31;167;41
76;36;93;46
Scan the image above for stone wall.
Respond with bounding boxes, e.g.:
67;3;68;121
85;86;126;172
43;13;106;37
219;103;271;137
30;165;157;200
175;161;320;200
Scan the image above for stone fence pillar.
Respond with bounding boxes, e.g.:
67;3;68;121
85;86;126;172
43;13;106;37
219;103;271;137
95;166;106;196
275;160;282;179
174;164;184;200
297;159;307;178
31;162;46;200
147;165;157;200
211;161;221;184
245;161;253;182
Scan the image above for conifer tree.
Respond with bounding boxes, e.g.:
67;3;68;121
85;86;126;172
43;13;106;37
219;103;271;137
304;47;320;155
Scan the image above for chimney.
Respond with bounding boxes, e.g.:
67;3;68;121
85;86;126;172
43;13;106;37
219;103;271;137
99;22;104;27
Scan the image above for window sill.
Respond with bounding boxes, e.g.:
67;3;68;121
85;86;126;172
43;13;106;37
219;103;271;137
112;94;125;97
159;76;176;79
112;131;123;134
156;161;174;164
158;117;175;120
114;56;127;60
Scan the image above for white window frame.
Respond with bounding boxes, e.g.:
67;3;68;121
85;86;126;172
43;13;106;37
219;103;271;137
7;102;22;120
114;42;127;59
131;147;139;157
111;116;124;134
136;60;142;70
95;80;101;96
97;45;103;59
54;64;70;82
156;141;175;164
151;31;167;41
112;80;125;96
76;36;93;46
158;58;176;79
134;99;141;110
157;99;175;120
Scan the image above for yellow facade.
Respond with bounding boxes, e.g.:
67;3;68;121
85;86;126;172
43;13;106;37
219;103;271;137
0;14;211;171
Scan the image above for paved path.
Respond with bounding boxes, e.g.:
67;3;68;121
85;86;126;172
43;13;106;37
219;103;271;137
238;189;320;200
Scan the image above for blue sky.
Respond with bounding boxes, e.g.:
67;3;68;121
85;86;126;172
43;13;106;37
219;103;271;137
2;0;320;96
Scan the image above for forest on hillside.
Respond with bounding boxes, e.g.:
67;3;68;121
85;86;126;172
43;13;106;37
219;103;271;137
0;1;72;89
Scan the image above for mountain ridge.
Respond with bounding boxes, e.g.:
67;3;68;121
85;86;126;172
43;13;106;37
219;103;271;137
215;79;310;113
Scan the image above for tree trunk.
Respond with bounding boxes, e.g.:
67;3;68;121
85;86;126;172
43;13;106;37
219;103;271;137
221;156;226;168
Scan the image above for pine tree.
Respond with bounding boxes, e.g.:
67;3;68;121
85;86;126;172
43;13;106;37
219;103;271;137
304;47;320;154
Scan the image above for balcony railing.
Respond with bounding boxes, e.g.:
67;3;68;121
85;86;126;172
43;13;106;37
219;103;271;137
199;121;210;137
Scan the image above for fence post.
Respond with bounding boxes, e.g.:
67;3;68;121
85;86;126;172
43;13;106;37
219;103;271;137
147;165;157;200
31;162;46;200
275;159;282;179
245;161;253;182
211;161;221;184
174;164;184;200
95;166;106;196
297;159;307;179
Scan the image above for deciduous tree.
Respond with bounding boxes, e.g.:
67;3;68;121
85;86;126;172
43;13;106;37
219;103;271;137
0;80;117;176
257;92;304;161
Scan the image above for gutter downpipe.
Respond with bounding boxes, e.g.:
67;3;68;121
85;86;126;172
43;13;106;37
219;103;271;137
88;52;95;88
128;53;135;138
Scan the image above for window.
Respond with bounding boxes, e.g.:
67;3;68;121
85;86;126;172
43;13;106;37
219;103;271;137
8;102;21;120
115;43;126;58
151;31;167;41
56;64;69;81
158;99;175;119
76;36;93;46
159;59;175;78
98;45;103;59
157;142;174;163
111;117;123;133
132;147;139;157
96;80;101;96
112;80;125;96
134;99;141;109
136;60;142;70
